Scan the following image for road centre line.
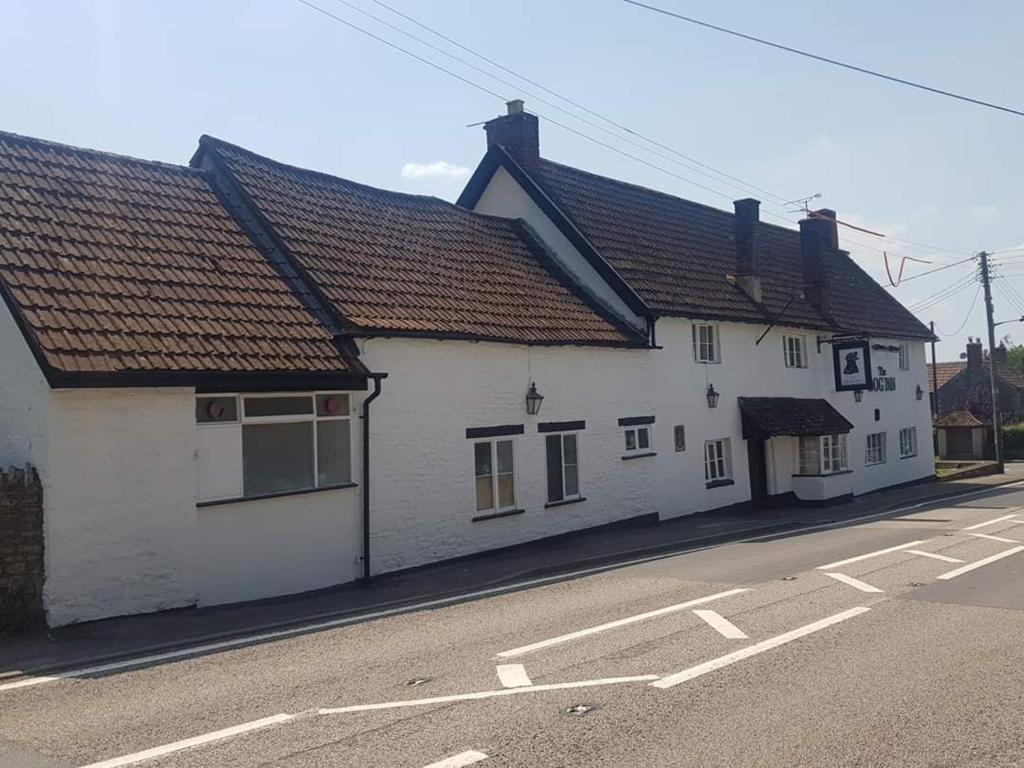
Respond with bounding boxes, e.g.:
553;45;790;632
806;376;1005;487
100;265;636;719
495;588;749;658
318;675;660;715
7;481;1021;694
961;513;1021;531
422;750;488;768
692;609;748;639
937;546;1024;580
496;664;532;688
651;607;871;689
906;549;964;564
815;541;926;570
968;532;1020;544
823;572;884;594
78;714;295;768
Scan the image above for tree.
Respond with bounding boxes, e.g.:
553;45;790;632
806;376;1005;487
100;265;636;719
1001;335;1024;372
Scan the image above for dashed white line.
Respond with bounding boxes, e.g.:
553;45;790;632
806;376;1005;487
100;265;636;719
968;532;1021;544
318;675;660;715
652;607;871;689
907;549;964;564
495;587;749;659
815;541;926;570
937;546;1024;580
496;664;532;688
692;609;748;639
961;513;1021;531
421;750;489;768
823;572;884;594
78;713;295;768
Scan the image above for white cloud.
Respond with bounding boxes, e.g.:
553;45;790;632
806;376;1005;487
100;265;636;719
400;160;470;180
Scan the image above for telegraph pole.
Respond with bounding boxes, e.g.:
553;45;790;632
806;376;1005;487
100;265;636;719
929;320;938;419
979;251;1003;468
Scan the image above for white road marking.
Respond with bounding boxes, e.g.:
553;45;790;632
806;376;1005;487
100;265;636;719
937;546;1024;580
318;675;659;715
78;713;294;768
651;607;870;689
907;549;964;564
815;541;926;570
961;513;1021;531
6;481;1021;695
823;572;884;593
421;750;489;768
692;609;748;639
968;532;1020;544
496;664;532;688
495;587;748;659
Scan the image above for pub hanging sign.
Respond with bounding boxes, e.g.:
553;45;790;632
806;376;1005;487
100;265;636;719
832;339;872;392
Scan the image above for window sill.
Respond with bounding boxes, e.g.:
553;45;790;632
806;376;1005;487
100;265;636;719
472;508;525;522
705;478;735;489
197;481;358;508
791;470;853;478
900;453;918;460
622;451;657;461
695;360;721;365
545;496;586;509
864;461;886;468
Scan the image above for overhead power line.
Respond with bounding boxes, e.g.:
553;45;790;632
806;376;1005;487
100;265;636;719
893;255;977;285
620;0;1024;118
935;283;982;337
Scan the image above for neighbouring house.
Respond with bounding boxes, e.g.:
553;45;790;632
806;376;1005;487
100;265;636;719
933;410;987;460
929;338;1024;426
0;105;936;626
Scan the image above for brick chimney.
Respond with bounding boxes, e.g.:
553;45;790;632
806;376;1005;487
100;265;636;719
993;343;1008;365
799;210;838;317
966;338;983;370
733;198;762;303
483;99;539;170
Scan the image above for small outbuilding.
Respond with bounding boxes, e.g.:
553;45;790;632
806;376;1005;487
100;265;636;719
934;410;986;460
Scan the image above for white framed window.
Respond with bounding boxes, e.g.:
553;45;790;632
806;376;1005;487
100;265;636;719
798;434;848;475
898;341;910;371
195;392;352;502
865;432;887;466
474;438;516;513
546;433;580;503
704;438;732;484
899;427;917;458
692;323;720;363
623;425;652;455
783;335;808;368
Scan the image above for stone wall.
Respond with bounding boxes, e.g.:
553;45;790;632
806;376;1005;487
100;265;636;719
0;465;44;631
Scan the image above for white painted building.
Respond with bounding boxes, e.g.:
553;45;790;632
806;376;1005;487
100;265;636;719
0;115;934;627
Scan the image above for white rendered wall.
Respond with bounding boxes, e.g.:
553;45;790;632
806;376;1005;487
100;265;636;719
0;300;49;468
43;388;197;625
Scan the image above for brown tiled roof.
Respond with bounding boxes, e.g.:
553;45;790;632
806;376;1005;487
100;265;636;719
739;397;854;438
523;158;932;340
0;131;362;384
198;137;641;347
935;409;984;427
927;361;1024;393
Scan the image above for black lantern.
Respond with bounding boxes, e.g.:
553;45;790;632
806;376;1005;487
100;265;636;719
915;384;924;401
706;383;720;408
525;382;544;415
854;389;863;403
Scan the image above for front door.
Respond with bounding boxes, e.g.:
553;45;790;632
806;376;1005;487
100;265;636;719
746;438;768;505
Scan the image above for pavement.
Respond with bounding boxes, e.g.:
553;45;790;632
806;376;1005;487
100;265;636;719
2;465;1021;679
2;469;1024;766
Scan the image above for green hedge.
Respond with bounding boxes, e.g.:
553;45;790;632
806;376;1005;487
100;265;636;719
1003;423;1024;458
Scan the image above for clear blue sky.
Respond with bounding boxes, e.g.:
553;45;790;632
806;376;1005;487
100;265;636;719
3;0;1023;360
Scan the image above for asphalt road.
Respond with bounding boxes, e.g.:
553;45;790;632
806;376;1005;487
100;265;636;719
2;488;1024;767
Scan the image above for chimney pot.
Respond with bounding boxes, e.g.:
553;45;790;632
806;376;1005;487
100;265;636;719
507;99;525;115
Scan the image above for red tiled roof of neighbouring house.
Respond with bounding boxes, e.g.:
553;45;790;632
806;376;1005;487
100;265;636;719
0;131;365;386
195;137;644;348
927;361;1024;393
465;153;932;340
934;409;984;427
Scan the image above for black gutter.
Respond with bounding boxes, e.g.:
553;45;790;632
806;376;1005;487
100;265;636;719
361;373;387;583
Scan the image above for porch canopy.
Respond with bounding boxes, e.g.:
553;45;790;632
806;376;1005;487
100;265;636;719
739;397;854;440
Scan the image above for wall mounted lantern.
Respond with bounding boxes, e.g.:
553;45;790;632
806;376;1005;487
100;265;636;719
706;383;720;409
915;384;924;401
525;382;544;415
854;389;863;403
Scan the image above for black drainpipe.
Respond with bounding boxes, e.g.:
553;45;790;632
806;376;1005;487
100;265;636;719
361;373;387;583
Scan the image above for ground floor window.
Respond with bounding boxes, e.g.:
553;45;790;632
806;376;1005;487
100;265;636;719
546;433;580;503
899;426;918;458
474;439;516;512
865;432;887;466
798;434;848;475
195;392;352;502
704;438;732;484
